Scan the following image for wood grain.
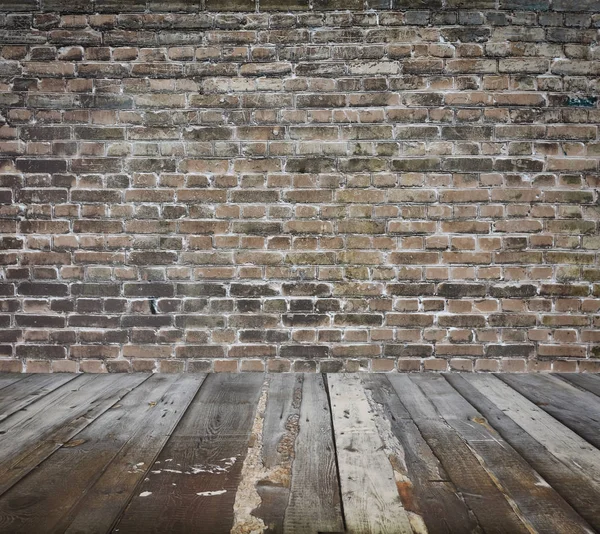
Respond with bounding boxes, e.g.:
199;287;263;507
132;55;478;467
328;374;412;534
557;373;600;398
0;373;77;422
446;373;600;533
0;375;182;533
283;373;344;534
388;375;530;534
362;374;482;534
61;374;206;534
112;373;264;534
413;374;593;534
498;373;600;449
465;374;600;490
0;374;148;497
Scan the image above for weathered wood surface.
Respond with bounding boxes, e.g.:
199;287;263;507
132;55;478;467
112;373;264;534
0;373;77;422
283;373;344;533
328;374;413;534
362;374;481;534
0;374;29;393
413;374;593;534
0;371;597;534
388;375;530;534
0;374;148;497
558;373;600;397
0;375;191;534
446;373;600;533
499;373;600;450
62;374;205;534
465;375;600;491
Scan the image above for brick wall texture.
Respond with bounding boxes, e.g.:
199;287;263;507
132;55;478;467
1;0;599;374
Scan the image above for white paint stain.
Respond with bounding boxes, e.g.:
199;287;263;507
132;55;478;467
139;491;152;497
196;490;227;497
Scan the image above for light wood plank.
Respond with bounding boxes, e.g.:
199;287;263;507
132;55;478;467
558;373;600;397
465;374;600;489
446;373;600;533
0;374;76;422
413;374;593;534
499;373;600;449
282;374;344;534
112;373;264;534
388;375;530;534
362;374;482;534
328;374;412;534
58;374;206;534
0;374;148;496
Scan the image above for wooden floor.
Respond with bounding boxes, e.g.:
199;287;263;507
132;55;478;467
0;373;599;533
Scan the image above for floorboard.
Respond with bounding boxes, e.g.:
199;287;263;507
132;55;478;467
445;373;600;533
0;372;596;534
388;375;531;534
112;373;263;534
0;374;147;497
558;373;600;397
328;374;413;534
498;373;600;450
283;374;344;534
62;374;205;534
362;374;481;534
413;374;592;534
464;375;600;491
0;374;77;422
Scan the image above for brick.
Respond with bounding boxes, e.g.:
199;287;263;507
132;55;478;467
1;4;596;373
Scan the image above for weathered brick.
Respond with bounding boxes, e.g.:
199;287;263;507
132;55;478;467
1;3;596;373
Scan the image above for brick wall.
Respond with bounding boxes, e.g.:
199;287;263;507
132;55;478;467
1;0;599;374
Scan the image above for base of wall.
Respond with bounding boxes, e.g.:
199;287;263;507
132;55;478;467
1;356;598;374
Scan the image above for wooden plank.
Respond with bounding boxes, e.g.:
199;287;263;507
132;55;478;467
112;373;264;534
446;373;600;533
558;373;600;398
327;373;413;534
465;374;600;490
0;373;28;392
251;373;301;533
0;374;195;533
0;374;76;422
412;374;593;534
56;374;206;534
282;374;344;534
361;374;482;534
498;373;600;450
0;373;149;496
387;375;530;534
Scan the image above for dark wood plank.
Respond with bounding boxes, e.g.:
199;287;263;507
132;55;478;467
387;375;530;534
112;373;264;534
0;374;29;392
0;375;196;534
282;374;344;533
463;375;600;493
57;374;205;534
0;374;148;496
0;374;76;421
558;373;600;397
362;374;482;534
413;374;593;534
328;374;413;534
445;373;600;533
498;373;600;450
